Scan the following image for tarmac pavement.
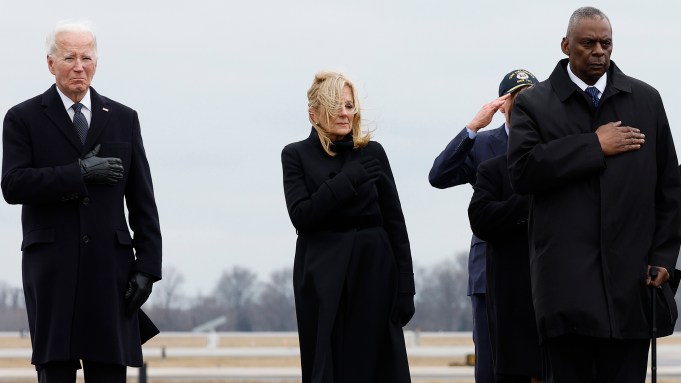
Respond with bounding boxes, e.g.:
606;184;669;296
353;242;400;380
1;333;680;382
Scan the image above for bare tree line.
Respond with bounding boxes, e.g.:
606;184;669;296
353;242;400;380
144;253;474;332
0;253;679;333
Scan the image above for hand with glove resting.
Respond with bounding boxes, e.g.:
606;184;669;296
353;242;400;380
79;144;124;185
342;156;381;188
124;272;155;316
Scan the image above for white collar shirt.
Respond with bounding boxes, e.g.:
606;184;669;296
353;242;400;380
567;64;607;101
55;86;93;126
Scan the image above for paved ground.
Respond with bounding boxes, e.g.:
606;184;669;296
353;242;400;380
1;332;680;382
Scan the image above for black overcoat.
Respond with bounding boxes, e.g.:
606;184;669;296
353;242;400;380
508;59;681;342
1;85;162;366
468;154;541;379
281;129;414;383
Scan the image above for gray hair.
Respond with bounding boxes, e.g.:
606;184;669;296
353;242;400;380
566;7;611;37
46;21;98;58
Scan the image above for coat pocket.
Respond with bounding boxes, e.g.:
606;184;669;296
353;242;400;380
115;229;133;246
21;228;55;250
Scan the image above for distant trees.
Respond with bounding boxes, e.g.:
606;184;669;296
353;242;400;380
143;253;476;332
252;268;296;331
409;253;472;331
0;281;28;331
1;255;678;333
214;266;259;331
144;265;297;332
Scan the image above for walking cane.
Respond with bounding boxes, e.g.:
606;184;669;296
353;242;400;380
650;266;658;383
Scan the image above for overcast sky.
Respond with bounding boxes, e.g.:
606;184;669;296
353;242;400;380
1;0;680;295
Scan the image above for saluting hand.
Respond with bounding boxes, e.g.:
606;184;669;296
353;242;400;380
467;93;512;132
595;121;645;156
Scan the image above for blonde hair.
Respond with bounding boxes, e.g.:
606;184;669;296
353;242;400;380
307;71;371;156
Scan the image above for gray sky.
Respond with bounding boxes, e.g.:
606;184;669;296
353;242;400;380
1;0;680;295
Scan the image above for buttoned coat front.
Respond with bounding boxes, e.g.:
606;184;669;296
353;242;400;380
282;129;414;383
1;85;162;366
508;59;681;342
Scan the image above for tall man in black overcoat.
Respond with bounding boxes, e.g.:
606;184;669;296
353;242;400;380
1;21;162;383
507;6;681;382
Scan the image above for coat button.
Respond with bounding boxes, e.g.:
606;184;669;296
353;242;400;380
82;197;90;205
82;235;90;244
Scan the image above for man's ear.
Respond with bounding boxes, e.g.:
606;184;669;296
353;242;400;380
47;55;56;75
561;37;570;56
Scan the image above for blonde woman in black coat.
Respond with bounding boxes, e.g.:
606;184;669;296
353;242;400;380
281;71;415;383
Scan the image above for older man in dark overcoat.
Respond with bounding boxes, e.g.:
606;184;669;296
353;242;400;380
508;6;681;382
1;21;161;383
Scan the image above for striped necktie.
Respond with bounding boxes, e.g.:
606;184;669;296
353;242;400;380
72;103;89;144
585;86;600;108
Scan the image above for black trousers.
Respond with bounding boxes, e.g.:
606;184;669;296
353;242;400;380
37;360;126;383
471;293;495;383
542;335;649;383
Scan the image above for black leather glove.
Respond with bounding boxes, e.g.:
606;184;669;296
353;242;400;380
396;293;415;326
79;144;124;185
124;272;154;316
342;156;381;187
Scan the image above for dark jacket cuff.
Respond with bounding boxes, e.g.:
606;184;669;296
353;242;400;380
398;272;415;294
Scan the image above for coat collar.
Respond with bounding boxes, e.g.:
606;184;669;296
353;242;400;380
41;85;111;154
550;58;632;106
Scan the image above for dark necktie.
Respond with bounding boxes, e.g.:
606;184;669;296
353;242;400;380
72;103;89;144
585;86;600;108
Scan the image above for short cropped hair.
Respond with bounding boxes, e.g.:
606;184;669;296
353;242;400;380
566;7;611;38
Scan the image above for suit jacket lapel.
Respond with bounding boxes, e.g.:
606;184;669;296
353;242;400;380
41;85;83;152
83;87;111;153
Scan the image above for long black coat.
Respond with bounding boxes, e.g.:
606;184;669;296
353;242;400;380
1;85;162;366
468;154;541;379
508;59;681;342
281;129;414;383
